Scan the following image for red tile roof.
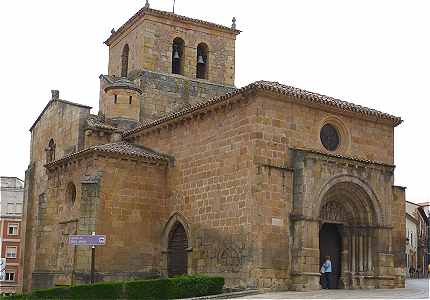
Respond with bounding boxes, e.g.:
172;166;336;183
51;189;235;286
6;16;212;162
86;115;120;132
45;141;171;169
123;80;403;137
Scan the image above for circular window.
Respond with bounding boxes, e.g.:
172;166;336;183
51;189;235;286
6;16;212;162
320;124;340;151
66;182;76;206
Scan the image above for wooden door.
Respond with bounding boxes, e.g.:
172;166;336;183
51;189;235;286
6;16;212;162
167;223;188;277
319;223;342;289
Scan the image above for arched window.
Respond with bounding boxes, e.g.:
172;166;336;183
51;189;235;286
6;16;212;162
196;43;208;79
167;222;188;277
66;182;76;206
46;139;56;163
172;38;185;75
121;44;129;77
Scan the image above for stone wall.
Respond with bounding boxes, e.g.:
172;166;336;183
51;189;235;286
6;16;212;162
108;12;237;86
29;152;169;288
103;89;141;121
133;96;258;288
92;156;168;280
130;91;401;289
137;70;236;121
253;94;395;166
22;100;90;292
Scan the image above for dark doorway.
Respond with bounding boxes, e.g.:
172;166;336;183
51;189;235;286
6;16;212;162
167;222;188;277
319;223;342;289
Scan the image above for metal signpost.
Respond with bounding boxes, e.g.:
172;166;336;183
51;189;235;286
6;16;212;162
69;233;106;284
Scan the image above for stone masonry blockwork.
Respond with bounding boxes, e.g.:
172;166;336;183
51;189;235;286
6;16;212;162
21;4;405;293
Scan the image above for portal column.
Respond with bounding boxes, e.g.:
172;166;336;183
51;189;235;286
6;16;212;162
340;227;350;289
351;231;356;273
359;230;364;272
367;229;373;272
290;218;321;291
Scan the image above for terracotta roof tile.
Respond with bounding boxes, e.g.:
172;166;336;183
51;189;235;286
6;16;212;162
92;142;170;161
86;115;119;131
123;80;403;137
103;77;143;94
105;7;240;46
45;141;171;169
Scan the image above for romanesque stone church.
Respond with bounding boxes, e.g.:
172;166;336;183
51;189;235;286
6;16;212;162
21;2;406;293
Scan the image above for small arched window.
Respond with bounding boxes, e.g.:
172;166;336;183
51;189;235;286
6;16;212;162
172;38;185;75
121;44;130;77
66;182;76;206
196;43;209;79
46;139;56;163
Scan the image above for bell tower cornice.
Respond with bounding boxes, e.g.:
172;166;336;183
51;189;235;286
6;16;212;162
105;5;240;46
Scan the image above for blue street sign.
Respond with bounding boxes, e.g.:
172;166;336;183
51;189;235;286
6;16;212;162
69;235;106;246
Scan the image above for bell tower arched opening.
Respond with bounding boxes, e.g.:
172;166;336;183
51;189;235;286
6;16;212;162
196;43;208;79
172;38;185;75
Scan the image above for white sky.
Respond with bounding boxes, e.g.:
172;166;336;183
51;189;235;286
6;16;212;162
0;0;428;203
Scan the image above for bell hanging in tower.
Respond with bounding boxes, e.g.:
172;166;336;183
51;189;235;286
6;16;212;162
197;54;205;64
173;47;180;60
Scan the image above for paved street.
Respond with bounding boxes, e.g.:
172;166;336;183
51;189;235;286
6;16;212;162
238;279;429;299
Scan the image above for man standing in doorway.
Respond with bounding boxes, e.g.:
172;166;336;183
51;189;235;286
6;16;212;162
322;256;332;289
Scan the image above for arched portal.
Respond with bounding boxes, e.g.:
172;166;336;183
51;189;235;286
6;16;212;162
318;180;379;289
167;222;188;277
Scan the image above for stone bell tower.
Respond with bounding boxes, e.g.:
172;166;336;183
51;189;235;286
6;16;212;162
99;1;241;123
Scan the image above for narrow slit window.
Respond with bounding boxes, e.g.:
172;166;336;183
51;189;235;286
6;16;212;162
114;95;118;104
129;96;132;104
121;44;129;77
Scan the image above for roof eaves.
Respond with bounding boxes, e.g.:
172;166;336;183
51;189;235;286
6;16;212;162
123;81;402;138
123;88;242;137
45;143;170;169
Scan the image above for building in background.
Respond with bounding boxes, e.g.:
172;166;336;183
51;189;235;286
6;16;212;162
0;177;24;295
405;201;429;278
405;201;418;276
416;202;429;277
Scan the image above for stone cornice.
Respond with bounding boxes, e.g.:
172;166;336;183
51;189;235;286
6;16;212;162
105;6;240;46
291;147;395;169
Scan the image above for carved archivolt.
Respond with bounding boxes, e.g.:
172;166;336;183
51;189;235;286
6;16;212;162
320;201;348;223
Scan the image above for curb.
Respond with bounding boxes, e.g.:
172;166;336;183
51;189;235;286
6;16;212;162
183;290;260;300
